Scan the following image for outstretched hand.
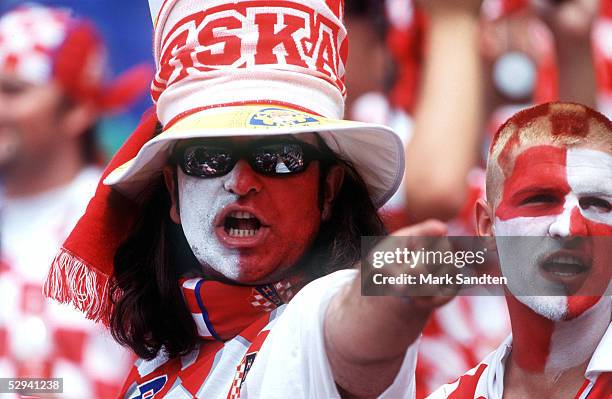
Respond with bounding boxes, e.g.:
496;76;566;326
371;220;459;310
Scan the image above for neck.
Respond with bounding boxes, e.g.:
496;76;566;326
2;142;85;199
506;295;610;375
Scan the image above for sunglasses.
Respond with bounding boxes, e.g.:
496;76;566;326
173;139;327;178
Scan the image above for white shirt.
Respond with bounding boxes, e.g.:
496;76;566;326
242;269;419;399
428;322;612;399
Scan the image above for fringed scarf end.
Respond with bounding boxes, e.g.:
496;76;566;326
44;248;111;325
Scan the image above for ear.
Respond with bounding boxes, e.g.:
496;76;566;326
60;101;98;139
475;198;495;237
321;165;345;221
163;166;181;224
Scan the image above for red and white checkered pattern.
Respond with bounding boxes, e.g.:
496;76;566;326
227;357;248;399
0;4;150;113
0;169;133;399
0;5;71;84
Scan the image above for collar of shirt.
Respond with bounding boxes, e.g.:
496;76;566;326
585;321;612;380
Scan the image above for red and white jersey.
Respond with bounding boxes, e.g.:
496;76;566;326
428;322;611;399
416;296;510;398
0;168;133;399
119;270;419;399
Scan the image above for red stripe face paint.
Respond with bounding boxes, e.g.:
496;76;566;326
496;145;569;222
492;144;612;373
494;146;612;312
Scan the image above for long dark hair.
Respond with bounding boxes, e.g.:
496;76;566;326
109;135;387;360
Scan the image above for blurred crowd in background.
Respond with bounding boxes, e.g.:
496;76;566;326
0;0;609;397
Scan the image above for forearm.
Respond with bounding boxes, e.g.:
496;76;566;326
555;31;596;108
405;9;483;221
324;274;430;398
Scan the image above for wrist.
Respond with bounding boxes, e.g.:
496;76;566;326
427;11;480;39
427;7;480;26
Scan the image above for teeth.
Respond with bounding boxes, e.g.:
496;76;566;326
229;211;256;219
552;256;582;265
228;228;258;237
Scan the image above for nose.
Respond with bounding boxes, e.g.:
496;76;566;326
549;206;589;237
223;159;263;196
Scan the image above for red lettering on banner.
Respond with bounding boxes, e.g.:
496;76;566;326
157;27;191;92
254;14;307;66
324;0;343;19
155;12;205;100
154;1;346;98
315;30;336;78
197;16;242;66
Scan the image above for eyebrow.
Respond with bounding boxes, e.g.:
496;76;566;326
510;186;562;198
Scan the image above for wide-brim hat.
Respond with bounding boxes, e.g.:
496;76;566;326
103;0;406;206
105;104;404;207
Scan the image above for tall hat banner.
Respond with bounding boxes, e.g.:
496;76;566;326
45;0;404;323
149;0;348;125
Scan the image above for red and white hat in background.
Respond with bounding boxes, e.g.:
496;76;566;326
0;3;151;112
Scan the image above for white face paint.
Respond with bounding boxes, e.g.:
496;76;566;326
494;223;570;320
545;296;611;373
177;167;241;279
493;147;612;320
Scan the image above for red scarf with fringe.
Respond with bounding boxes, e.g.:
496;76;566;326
44;109;159;324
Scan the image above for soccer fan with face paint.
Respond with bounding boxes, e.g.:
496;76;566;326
428;102;611;398
0;4;150;398
42;0;457;398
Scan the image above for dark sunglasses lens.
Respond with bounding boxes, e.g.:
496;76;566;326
252;143;306;175
182;146;233;177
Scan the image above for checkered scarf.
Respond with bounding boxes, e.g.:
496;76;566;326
117;277;299;398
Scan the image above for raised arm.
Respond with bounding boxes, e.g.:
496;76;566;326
537;0;598;107
403;0;484;222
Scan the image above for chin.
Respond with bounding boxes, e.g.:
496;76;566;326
516;295;568;321
226;264;283;285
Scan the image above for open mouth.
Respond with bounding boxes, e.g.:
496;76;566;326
223;211;262;237
541;254;590;277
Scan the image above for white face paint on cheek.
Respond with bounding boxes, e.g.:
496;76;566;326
177;168;242;279
493;215;568;320
566;147;612;227
494;216;569;319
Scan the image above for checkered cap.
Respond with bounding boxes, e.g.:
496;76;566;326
0;4;151;111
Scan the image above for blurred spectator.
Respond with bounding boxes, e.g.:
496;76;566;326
344;0;416;230
482;0;598;134
0;4;150;398
0;0;155;158
344;0;390;116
